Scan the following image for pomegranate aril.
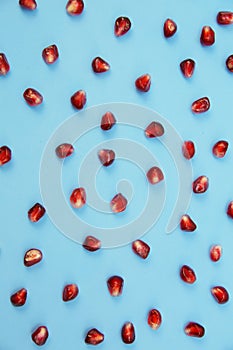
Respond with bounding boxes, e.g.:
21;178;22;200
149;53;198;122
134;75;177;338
211;286;229;304
121;322;135;344
28;203;46;222
31;326;49;346
24;249;43;267
0;146;12;166
92;57;110;73
148;309;162;330
182;141;195;159
227;201;233;219
180;215;197;232
83;235;101;252
191;97;210;114
132;240;150;259
114;17;131;37
100;111;116;131
66;0;84;15
212;140;228;158
98;149;115;167
145;121;164;138
180;59;195;78
192;176;209;194
55;143;74;158
85;328;104;345
63;283;79;302
70;187;86;209
163;18;177;38
70;90;86;110
19;0;37;10
200;26;215;46
226;55;233;72
42;44;59;64
184;322;205;338
180;265;196;284
147;166;164;185
217;11;233;25
10;288;27;307
0;53;10;75
107;276;124;296
110;193;127;213
135;74;151;92
210;245;222;262
23;88;43;106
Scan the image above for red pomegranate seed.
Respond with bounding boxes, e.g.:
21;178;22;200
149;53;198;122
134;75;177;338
31;326;49;346
148;309;162;330
42;44;59;65
182;141;195;159
192;175;209;194
180;265;196;284
70;188;86;209
100;111;116;131
114;17;131;37
85;328;104;345
55;143;74;158
19;0;37;10
211;286;229;304
110;193;127;213
226;55;233;72
10;288;27;307
200;26;215;46
107;276;124;297
66;0;84;15
191;97;210;114
70;90;86;110
147;166;164;185
217;11;233;25
24;249;43;267
227;201;233;219
135;74;151;92
83;235;101;252
212;140;229;158
184;322;205;338
180;59;195;78
92;57;110;73
210;245;222;262
23;88;43;106
63;283;79;302
180;215;197;232
145;121;164;138
132;240;150;259
0;146;12;166
0;53;10;75
98;149;115;167
121;322;135;344
28;203;46;222
163;18;177;38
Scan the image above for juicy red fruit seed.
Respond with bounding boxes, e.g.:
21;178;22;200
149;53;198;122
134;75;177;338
180;265;196;284
200;26;215;46
121;322;135;344
226;55;233;72
114;17;131;37
192;176;209;194
192;97;210;114
211;286;229;304
100;111;116;131
70;90;86;110
0;53;10;75
0;146;12;166
70;187;86;209
210;245;222;262
92;57;110;73
23;88;43;106
42;44;59;65
107;276;124;297
217;12;233;25
132;240;150;259
180;215;197;232
66;0;84;15
147;166;164;185
24;249;43;267
135;74;151;92
31;326;49;346
227;201;233;219
63;284;79;302
182;141;195;159
148;309;162;330
110;193;127;213
184;322;205;338
56;143;74;159
10;288;27;307
19;0;37;10
28;203;46;222
85;328;104;345
98;149;115;167
83;235;101;252
180;59;195;78
145;121;164;138
164;18;177;38
212;140;228;158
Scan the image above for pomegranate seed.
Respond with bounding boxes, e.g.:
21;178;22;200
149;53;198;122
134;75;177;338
0;53;10;75
210;245;222;262
31;326;49;346
211;286;229;304
227;201;233;219
55;143;74;158
132;240;150;259
63;284;79;302
226;55;233;72
19;0;37;10
98;149;115;167
200;26;215;46
92;57;110;73
191;97;210;114
24;249;43;267
135;74;151;92
184;322;205;338
42;44;59;65
217;11;233;25
110;193;127;213
180;265;196;284
147;309;162;330
71;90;86;110
114;17;131;37
10;288;27;307
100;111;116;131
182;141;195;159
70;188;86;209
121;322;135;344
145;121;164;138
83;235;101;252
192;176;209;194
85;328;104;345
163;18;177;38
28;203;46;222
147;166;164;185
0;146;12;166
107;276;124;296
180;59;195;78
66;0;84;15
23;88;43;106
180;215;197;232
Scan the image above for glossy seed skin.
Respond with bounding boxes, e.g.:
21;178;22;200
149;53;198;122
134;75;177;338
180;265;196;284
114;17;131;37
217;11;233;25
10;288;27;307
31;326;49;346
55;143;74;158
184;322;205;338
92;57;110;73
226;55;233;72
211;286;229;304
192;176;209;194
147;166;164;185
210;245;222;262
180;59;195;78
192;97;210;114
212;140;228;158
182;141;195;159
42;44;59;64
0;146;12;166
66;0;84;15
200;26;215;46
135;74;151;92
180;215;197;232
132;240;150;259
0;53;10;75
70;90;86;110
100;111;116;130
24;249;43;267
110;193;127;213
85;328;104;345
70;188;86;209
163;18;177;38
63;284;79;302
145;121;164;138
28;203;46;222
107;276;124;296
82;235;101;252
98;149;115;166
19;0;37;10
148;309;162;330
121;322;135;344
227;201;233;219
23;88;43;106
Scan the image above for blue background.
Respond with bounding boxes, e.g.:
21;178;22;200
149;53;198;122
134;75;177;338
1;0;233;349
